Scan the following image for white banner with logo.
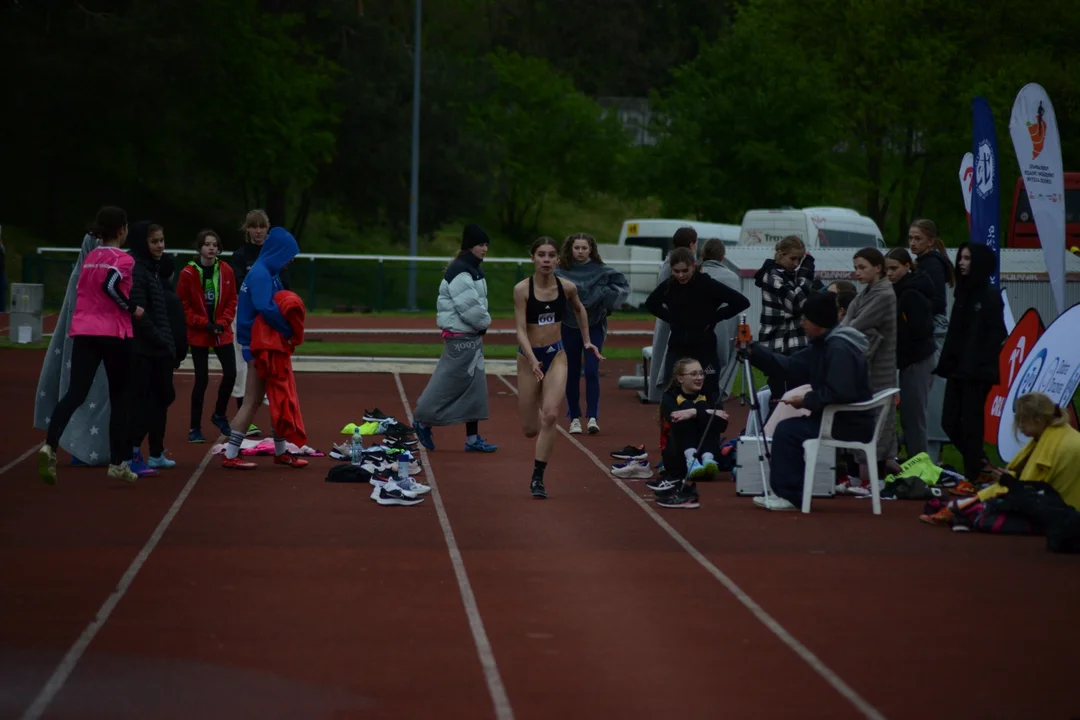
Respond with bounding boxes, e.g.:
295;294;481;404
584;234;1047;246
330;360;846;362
1009;83;1066;315
959;152;974;221
996;303;1080;462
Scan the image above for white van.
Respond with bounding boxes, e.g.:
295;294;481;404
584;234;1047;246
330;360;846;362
618;218;740;258
738;207;885;249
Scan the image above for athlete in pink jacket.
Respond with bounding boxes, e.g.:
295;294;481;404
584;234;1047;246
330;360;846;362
39;207;145;485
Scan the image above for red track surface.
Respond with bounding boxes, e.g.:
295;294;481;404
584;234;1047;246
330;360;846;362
2;347;1078;720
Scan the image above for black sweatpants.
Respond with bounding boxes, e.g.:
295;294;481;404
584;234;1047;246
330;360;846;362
662;339;721;400
661;411;727;479
128;354;177;458
941;379;992;482
189;344;238;430
46;335;132;466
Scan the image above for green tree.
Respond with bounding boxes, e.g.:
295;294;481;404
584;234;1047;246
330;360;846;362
468;49;628;239
643;21;841;222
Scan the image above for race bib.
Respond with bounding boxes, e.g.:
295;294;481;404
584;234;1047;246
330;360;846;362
538;312;555;326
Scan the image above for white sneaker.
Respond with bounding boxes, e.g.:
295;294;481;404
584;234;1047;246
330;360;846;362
569;418;582;434
397;476;432;495
752;495;797;511
587;418;599;434
611;460;653;480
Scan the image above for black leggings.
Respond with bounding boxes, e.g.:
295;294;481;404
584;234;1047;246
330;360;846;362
941;379;992;482
190;344;237;430
662;411;727;479
128;354;177;458
46;335;132;466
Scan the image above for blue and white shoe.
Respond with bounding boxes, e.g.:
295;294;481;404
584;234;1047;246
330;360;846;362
148;454;177;469
414;424;435;451
464;436;498;453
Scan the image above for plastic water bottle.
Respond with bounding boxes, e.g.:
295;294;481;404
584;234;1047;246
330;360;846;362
350;428;364;466
396;450;413;481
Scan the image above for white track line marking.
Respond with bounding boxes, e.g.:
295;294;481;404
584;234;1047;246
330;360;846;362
497;375;886;720
19;448;216;720
0;443;44;476
393;373;514;720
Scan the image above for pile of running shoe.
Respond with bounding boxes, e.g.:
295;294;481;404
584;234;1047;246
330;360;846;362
607;444;703;509
330;408;431;507
608;445;653;480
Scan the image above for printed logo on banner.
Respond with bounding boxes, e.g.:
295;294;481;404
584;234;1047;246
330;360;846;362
984;308;1044;444
997;304;1080;463
975;140;996;199
1017;348;1047;396
1026;102;1047;159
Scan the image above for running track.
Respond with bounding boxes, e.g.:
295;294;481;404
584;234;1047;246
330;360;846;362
2;348;1079;719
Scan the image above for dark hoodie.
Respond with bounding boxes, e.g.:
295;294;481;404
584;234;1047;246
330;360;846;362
913;250;952;317
935;242;1006;383
158;254;188;367
127;221;176;358
892;269;936;368
236;226;299;350
645;270;750;347
759;324;876;440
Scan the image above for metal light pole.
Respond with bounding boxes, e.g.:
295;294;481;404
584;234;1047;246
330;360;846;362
406;0;422;311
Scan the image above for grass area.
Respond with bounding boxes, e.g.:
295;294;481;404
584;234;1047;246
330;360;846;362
0;339;50;350
295;341;642;360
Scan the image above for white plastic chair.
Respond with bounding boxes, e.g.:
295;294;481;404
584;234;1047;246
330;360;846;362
801;387;900;515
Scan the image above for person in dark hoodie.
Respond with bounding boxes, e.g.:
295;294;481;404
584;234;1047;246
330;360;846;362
126;222;177;475
885;248;936;458
934;242;1007;492
555;233;630;435
221;226;307;470
907;219;955;358
749;291;875;511
646;247;750;400
754;235;816;408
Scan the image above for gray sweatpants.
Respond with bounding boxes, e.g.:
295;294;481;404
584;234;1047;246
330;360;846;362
898;354;935;457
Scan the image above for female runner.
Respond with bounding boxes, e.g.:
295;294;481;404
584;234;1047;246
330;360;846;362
513;237;603;499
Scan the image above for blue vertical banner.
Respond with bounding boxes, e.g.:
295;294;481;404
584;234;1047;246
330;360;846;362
971;96;1001;286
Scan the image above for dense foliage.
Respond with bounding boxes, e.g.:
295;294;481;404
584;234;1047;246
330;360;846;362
2;0;1077;251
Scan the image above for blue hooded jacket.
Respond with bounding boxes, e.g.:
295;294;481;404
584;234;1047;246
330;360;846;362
236;226;298;350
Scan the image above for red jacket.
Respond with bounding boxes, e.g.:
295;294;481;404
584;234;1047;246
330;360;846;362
177;259;238;347
251;290;306;352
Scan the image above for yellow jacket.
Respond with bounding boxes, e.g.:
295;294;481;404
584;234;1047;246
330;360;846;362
978;424;1080;509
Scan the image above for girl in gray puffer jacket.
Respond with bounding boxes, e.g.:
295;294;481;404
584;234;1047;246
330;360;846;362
413;224;498;454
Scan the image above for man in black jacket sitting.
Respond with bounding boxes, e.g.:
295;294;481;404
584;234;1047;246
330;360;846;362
749;292;875;511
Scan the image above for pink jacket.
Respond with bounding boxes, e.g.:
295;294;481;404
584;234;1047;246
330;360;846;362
70;246;135;339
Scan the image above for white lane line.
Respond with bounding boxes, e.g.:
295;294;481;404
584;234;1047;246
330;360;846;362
19;448;216;720
0;443;44;476
393;373;515;720
496;375;886;720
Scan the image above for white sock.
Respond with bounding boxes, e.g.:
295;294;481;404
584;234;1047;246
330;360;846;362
703;452;715;464
274;438;287;456
225;431;244;460
684;448;698;466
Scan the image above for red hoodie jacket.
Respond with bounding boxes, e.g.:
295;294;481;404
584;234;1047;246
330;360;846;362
251;290;307;446
177;259;238;347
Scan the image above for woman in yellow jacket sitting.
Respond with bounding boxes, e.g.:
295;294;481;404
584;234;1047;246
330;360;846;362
922;392;1080;528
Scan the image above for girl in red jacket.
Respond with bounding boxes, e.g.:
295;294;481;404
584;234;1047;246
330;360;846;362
177;230;238;442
